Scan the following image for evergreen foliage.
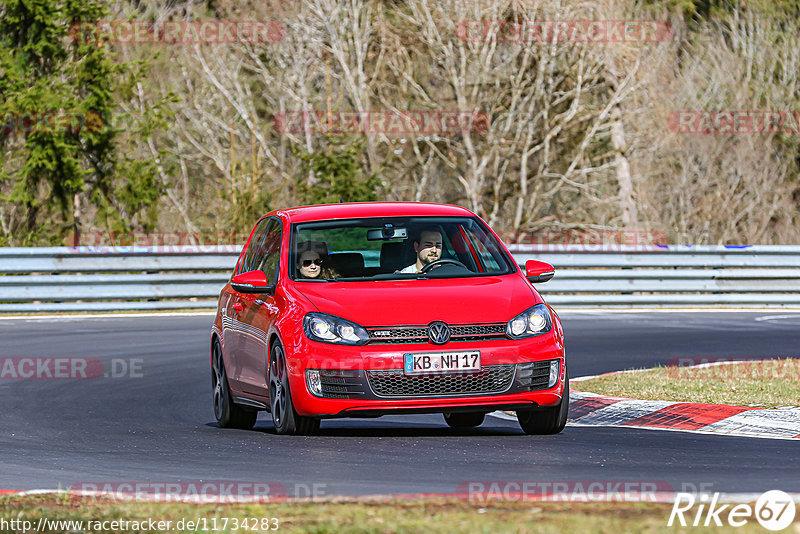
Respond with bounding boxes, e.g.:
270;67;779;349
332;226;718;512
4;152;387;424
0;0;162;244
297;136;381;205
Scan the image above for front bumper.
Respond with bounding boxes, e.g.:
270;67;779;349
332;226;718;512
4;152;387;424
284;334;566;417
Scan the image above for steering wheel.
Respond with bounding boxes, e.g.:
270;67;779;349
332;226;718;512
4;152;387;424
420;258;468;273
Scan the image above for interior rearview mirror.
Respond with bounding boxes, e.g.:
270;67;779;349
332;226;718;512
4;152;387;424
367;226;408;240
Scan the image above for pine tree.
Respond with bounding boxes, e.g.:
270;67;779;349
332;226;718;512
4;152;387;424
0;0;162;245
297;136;381;205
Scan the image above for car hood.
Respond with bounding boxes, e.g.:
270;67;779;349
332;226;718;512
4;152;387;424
295;275;540;326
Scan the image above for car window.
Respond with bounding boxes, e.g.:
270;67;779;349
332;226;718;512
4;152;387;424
471;230;503;271
238;218;271;274
256;219;282;284
292;216;515;281
304;227;383;266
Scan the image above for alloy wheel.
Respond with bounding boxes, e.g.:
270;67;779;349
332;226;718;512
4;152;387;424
212;342;225;420
270;345;287;427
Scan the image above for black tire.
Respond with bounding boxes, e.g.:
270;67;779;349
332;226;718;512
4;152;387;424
212;339;257;430
517;373;569;435
269;341;320;435
443;412;486;428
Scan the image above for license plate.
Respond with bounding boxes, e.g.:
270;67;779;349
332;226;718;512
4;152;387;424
403;351;481;375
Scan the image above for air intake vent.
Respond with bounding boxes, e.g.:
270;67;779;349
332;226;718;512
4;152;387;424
366;365;515;397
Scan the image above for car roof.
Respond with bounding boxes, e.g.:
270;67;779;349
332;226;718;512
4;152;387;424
275;202;476;223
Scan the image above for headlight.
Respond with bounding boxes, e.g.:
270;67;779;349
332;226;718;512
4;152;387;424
303;313;370;345
506;304;552;339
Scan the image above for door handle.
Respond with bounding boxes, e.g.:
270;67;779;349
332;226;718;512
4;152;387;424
232;303;244;315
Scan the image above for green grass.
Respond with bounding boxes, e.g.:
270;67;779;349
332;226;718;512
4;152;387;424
575;359;800;408
1;494;797;533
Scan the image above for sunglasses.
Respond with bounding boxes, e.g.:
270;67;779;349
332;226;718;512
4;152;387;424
301;258;324;267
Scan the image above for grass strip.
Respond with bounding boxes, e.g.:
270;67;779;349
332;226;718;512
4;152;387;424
575;358;800;408
2;494;796;533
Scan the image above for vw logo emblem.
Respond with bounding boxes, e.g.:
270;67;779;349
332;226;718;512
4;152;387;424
428;321;451;345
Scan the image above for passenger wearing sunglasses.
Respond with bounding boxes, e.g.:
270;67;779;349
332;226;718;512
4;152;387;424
297;250;339;279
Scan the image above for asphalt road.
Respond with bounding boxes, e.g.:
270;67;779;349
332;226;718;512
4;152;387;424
1;312;798;496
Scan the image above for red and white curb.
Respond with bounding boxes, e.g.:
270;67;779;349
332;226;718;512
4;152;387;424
491;363;800;440
562;363;800;440
566;391;800;440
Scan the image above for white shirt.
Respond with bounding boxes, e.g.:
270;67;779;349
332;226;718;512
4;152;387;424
397;264;418;273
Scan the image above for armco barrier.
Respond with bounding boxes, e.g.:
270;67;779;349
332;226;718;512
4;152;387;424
0;246;236;312
0;244;799;312
515;244;800;307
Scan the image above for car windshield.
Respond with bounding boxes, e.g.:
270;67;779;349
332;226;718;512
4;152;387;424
291;216;516;281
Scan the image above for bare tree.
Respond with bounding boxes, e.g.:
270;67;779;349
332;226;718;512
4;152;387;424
77;0;799;247
634;8;800;244
387;0;648;239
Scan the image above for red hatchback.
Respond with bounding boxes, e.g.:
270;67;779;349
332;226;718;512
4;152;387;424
211;202;567;435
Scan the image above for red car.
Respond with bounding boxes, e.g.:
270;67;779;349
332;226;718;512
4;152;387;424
211;202;567;435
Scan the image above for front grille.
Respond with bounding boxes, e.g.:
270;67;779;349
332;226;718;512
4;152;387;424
367;323;507;344
366;364;515;397
369;327;427;343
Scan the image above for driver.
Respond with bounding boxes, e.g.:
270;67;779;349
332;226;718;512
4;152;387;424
397;228;443;273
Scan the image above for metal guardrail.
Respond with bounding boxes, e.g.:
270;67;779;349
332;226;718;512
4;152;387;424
1;244;799;312
514;244;800;306
0;246;235;312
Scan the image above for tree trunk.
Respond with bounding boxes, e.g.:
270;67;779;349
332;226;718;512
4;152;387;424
72;193;82;246
610;107;637;230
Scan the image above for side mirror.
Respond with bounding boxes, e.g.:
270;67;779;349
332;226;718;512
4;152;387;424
525;260;555;283
231;270;274;294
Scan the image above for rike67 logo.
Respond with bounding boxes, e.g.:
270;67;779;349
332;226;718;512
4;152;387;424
669;490;796;531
